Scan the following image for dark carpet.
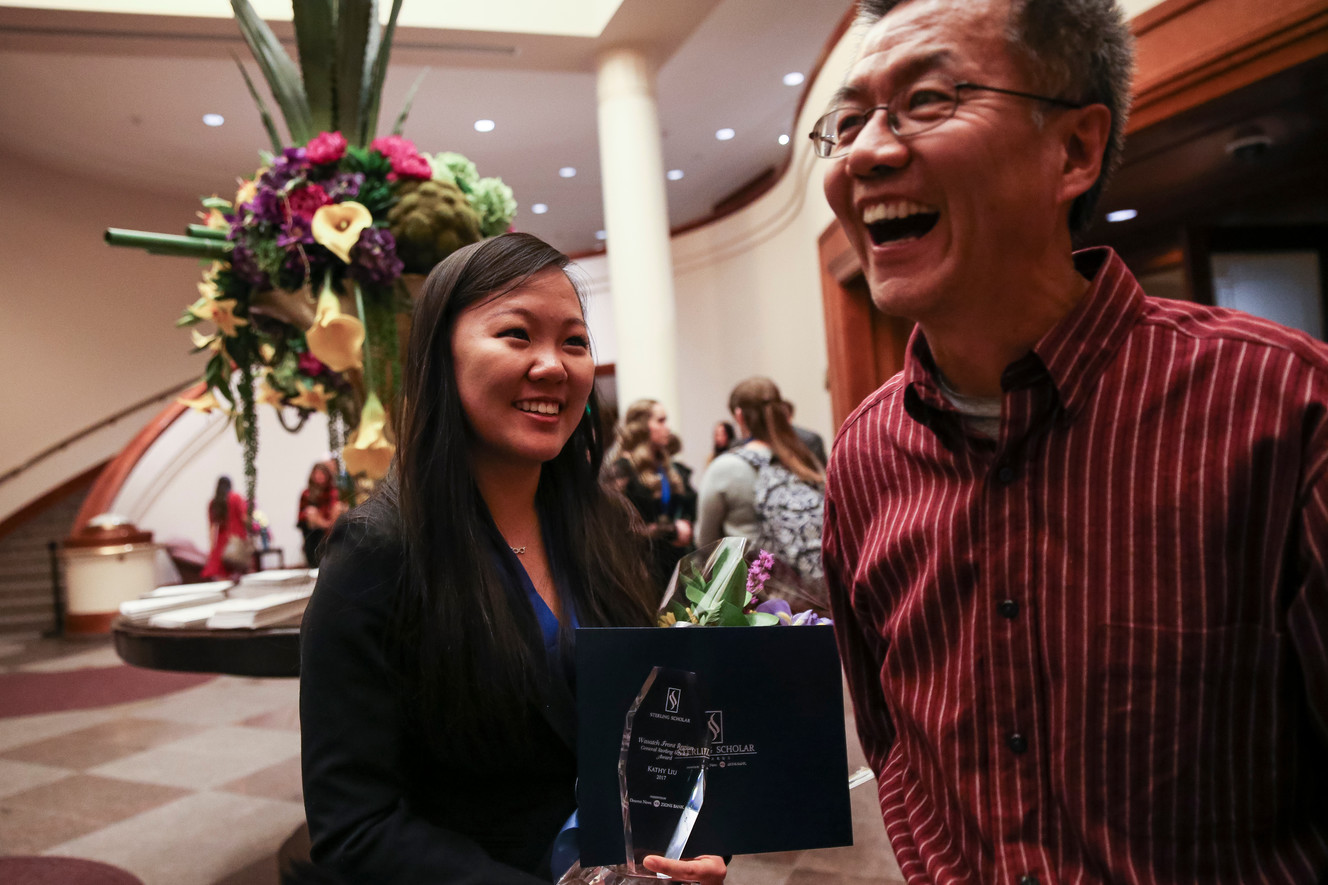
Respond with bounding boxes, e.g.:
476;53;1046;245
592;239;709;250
0;665;215;718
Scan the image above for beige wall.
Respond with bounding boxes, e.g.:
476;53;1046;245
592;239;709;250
0;149;203;519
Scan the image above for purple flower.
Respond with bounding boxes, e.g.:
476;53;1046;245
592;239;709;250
249;187;288;226
745;549;775;603
276;216;314;248
755;598;833;626
228;239;269;286
348;227;404;287
324;172;364;201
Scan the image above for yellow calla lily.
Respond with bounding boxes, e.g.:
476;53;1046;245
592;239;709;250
290;381;334;413
304;279;364;372
343;392;395;480
178;390;222;414
312;201;373;263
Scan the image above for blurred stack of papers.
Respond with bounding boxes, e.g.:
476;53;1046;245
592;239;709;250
119;569;317;629
205;588;313;628
230;568;317;598
119;582;231;624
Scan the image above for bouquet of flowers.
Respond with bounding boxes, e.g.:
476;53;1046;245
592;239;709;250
658;538;832;629
106;0;517;506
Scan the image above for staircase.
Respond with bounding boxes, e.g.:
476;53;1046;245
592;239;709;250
0;480;93;636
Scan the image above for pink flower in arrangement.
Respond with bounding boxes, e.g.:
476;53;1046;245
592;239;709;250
387;152;433;181
286;183;332;222
369;134;418;160
306;131;347;165
297;351;328;377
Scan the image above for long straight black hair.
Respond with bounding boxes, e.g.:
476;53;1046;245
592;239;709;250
209;476;232;525
382;232;655;751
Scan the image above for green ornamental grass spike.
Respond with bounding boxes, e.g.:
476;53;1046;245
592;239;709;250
230;0;314;144
392;68;430;136
360;0;404;144
292;0;336;134
335;0;374;143
231;52;286;154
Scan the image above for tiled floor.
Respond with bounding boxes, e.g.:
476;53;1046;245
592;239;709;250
0;634;905;884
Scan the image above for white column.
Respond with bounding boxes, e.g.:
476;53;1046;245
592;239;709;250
595;46;679;422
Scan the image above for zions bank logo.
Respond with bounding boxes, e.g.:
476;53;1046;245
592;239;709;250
665;687;680;713
706;710;723;743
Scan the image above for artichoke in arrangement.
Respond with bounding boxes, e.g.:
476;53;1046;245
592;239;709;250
386;179;483;274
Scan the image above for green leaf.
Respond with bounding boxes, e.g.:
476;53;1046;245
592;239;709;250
683;577;707;605
201;196;233;211
359;0;403;144
230;0;313;144
745;612;780;627
391;68;429;135
292;0;336;134
716;601;748;627
231;51;284;154
335;0;374;143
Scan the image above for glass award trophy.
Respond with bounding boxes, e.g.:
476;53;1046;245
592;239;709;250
620;666;710;875
561;665;712;884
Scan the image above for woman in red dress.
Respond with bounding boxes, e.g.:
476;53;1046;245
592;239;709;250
297;461;345;567
201;475;250;579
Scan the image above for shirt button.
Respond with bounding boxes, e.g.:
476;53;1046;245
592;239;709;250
997;599;1019;619
1018;875;1039;885
1007;732;1028;754
996;465;1017;484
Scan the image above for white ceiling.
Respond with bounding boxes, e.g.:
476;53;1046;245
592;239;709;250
0;0;853;255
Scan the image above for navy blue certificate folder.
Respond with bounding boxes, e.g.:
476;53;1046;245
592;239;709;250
575;625;853;865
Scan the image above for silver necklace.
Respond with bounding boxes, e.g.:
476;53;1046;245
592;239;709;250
510;545;527;555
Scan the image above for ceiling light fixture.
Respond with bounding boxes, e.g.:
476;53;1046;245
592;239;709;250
1106;209;1138;222
559;166;577;178
716;128;735;141
783;72;805;86
595;230;607;241
666;169;684;181
202;113;225;127
473;119;495;132
778;134;790;146
531;203;549;215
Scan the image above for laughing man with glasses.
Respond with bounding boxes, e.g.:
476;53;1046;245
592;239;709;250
818;1;1328;883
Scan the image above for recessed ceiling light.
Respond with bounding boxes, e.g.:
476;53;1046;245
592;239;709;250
202;113;225;127
531;203;549;215
666;169;684;181
783;72;805;86
715;128;735;141
474;119;495;133
559;166;577;178
1106;209;1138;222
595;230;607;241
778;134;790;146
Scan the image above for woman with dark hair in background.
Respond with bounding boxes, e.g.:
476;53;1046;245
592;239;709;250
608;399;698;591
708;420;737;464
200;475;250;580
297;460;345;567
300;233;726;884
696;377;826;585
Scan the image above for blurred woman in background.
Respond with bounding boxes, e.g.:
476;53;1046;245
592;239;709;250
608;399;698;591
201;475;250;580
297;460;346;567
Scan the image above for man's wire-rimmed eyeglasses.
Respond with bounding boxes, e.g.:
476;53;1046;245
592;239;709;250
808;76;1085;159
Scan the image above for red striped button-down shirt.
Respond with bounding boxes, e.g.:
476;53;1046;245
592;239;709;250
824;248;1328;884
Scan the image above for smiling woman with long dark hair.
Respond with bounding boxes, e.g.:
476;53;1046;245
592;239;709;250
299;233;726;884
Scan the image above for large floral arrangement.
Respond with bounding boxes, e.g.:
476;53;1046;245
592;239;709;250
107;0;516;506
